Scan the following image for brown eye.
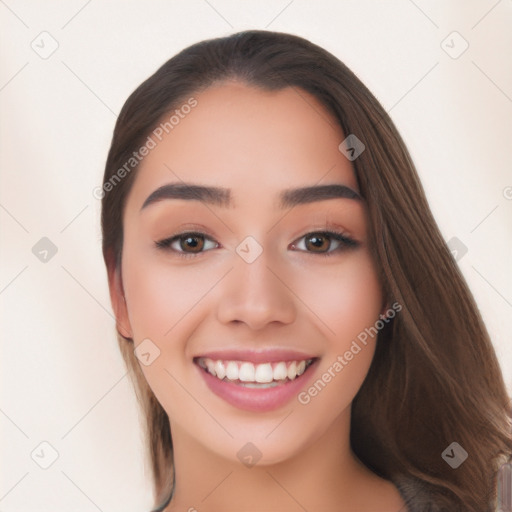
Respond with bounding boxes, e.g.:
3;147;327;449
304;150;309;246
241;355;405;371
290;230;359;255
179;234;205;253
155;232;218;255
304;233;331;252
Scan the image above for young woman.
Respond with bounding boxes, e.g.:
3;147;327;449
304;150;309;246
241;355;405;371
100;30;511;511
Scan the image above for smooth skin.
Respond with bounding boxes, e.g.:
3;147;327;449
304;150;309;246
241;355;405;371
108;81;406;511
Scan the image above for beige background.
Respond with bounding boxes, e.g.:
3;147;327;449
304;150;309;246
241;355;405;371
1;1;511;511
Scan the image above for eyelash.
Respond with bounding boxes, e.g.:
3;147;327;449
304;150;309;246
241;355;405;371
155;229;359;259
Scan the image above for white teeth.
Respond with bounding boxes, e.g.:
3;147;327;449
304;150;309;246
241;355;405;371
226;361;239;380
273;362;288;381
197;357;314;384
205;359;216;376
254;363;273;383
239;362;255;382
287;361;297;380
214;360;226;379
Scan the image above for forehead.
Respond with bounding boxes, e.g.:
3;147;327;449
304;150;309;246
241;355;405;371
125;82;358;212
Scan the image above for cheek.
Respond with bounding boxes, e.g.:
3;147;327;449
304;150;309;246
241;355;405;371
293;253;382;420
291;251;384;344
121;248;222;341
120;249;212;410
120;247;231;399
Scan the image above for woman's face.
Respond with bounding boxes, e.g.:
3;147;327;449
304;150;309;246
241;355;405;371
112;81;387;465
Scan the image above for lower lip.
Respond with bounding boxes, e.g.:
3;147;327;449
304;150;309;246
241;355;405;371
195;359;319;412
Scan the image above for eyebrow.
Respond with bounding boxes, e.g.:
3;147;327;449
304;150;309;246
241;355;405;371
140;182;361;211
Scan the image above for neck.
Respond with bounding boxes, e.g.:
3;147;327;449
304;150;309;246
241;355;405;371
163;408;389;512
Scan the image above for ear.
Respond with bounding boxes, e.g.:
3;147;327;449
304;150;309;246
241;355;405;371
106;249;133;340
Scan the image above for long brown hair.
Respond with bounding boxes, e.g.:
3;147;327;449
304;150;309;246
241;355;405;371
101;30;511;511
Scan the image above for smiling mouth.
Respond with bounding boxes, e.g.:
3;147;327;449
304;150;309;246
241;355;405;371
194;357;317;388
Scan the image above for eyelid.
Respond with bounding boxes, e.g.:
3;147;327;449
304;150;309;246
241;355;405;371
155;225;359;258
289;229;359;255
292;222;357;243
155;231;219;254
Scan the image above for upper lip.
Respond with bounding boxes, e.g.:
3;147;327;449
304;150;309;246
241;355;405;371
193;348;318;364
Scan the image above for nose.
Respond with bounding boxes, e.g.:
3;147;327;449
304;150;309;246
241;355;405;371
215;250;297;330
